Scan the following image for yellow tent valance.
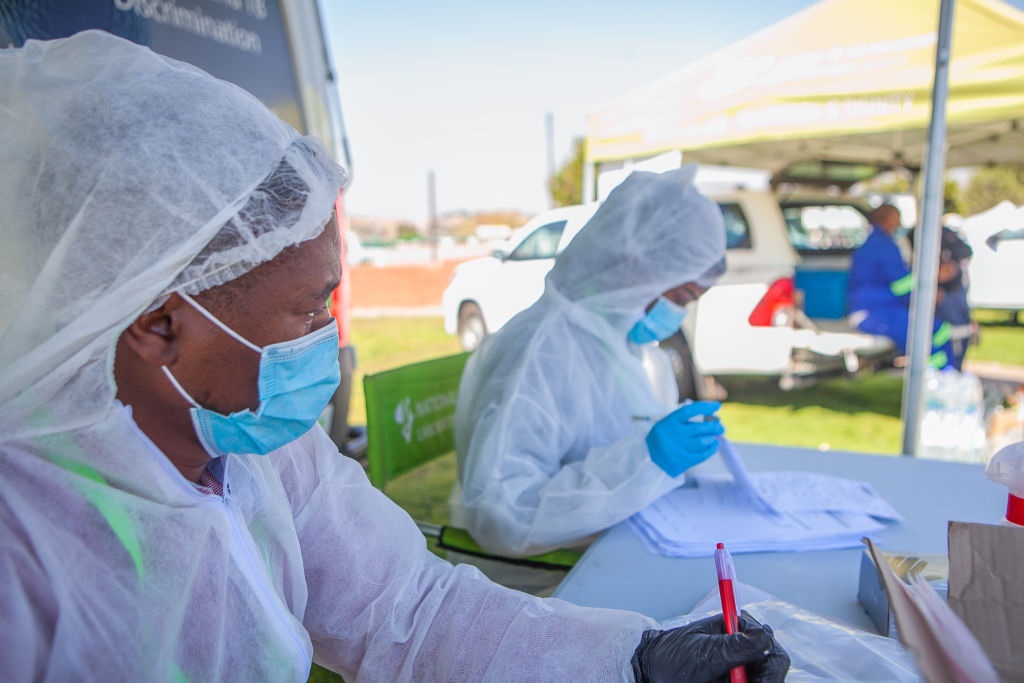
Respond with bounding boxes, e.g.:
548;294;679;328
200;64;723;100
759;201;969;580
587;0;1024;171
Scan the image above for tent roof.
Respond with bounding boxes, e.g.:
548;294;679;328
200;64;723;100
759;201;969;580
587;0;1024;173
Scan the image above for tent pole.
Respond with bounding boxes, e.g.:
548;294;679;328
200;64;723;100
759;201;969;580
901;0;956;456
583;158;596;204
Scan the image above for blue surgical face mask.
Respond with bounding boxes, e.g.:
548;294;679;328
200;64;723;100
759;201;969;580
162;292;340;457
628;296;688;345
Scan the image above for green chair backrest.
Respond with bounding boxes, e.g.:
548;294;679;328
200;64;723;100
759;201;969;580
363;351;580;572
363;352;471;490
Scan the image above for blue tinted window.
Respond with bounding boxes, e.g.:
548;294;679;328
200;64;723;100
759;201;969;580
719;203;752;250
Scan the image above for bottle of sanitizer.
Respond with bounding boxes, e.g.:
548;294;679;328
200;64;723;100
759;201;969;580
985;441;1024;527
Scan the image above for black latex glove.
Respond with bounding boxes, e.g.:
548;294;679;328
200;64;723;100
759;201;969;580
631;611;790;683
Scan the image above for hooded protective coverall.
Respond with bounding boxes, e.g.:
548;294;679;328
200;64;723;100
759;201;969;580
0;31;660;681
455;168;727;557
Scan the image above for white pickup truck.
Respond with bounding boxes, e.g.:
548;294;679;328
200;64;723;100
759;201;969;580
441;187;897;399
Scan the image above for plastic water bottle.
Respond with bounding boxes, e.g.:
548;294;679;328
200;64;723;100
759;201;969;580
919;368;987;462
953;371;987;463
937;368;962;460
918;367;948;459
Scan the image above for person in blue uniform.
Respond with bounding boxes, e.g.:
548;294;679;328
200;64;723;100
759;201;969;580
847;204;953;369
934;217;975;370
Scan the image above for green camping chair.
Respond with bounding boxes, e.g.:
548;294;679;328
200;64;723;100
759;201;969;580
363;352;580;571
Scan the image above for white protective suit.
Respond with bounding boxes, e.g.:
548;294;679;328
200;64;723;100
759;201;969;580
455;168;726;557
0;32;656;682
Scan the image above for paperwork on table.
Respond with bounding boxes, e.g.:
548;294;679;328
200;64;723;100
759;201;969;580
630;439;904;557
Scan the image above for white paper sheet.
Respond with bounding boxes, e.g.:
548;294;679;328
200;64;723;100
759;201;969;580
631;476;887;557
630;441;904;557
716;438;904;521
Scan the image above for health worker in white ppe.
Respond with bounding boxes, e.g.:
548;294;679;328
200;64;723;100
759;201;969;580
454;167;728;558
0;31;790;683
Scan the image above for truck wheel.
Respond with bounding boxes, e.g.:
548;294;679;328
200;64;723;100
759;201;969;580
457;302;487;351
659;331;699;402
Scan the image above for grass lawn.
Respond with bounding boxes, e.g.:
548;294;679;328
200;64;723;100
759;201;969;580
718;372;905;454
970;309;1024;366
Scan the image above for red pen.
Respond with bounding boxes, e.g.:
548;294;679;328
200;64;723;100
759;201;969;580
715;542;747;683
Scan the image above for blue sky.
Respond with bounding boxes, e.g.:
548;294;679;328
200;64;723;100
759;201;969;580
320;0;1024;225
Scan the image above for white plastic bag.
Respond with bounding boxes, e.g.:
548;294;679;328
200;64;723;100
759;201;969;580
665;583;922;682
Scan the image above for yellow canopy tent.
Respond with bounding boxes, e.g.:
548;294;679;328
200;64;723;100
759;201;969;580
586;0;1024;177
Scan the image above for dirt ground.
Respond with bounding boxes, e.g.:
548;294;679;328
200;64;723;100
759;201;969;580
347;259;464;310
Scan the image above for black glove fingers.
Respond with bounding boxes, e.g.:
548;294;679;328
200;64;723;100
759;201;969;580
736;611;762;631
744;641;792;683
682;614;727;636
736;616;791;683
714;628;776;666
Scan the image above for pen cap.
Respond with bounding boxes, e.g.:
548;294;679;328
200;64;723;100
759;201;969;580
680;399;721;424
714;542;736;580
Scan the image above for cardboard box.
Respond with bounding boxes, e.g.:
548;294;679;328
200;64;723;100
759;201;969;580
857;548;948;639
948;521;1024;682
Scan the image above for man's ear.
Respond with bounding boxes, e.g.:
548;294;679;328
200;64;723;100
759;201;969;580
119;295;183;366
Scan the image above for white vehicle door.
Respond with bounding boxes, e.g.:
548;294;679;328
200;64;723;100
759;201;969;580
691;197;797;375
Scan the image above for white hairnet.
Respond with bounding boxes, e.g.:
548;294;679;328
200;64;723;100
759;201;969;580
0;32;662;681
456;167;727;556
0;30;346;433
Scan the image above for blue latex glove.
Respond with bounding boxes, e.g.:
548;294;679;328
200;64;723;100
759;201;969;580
645;401;724;477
